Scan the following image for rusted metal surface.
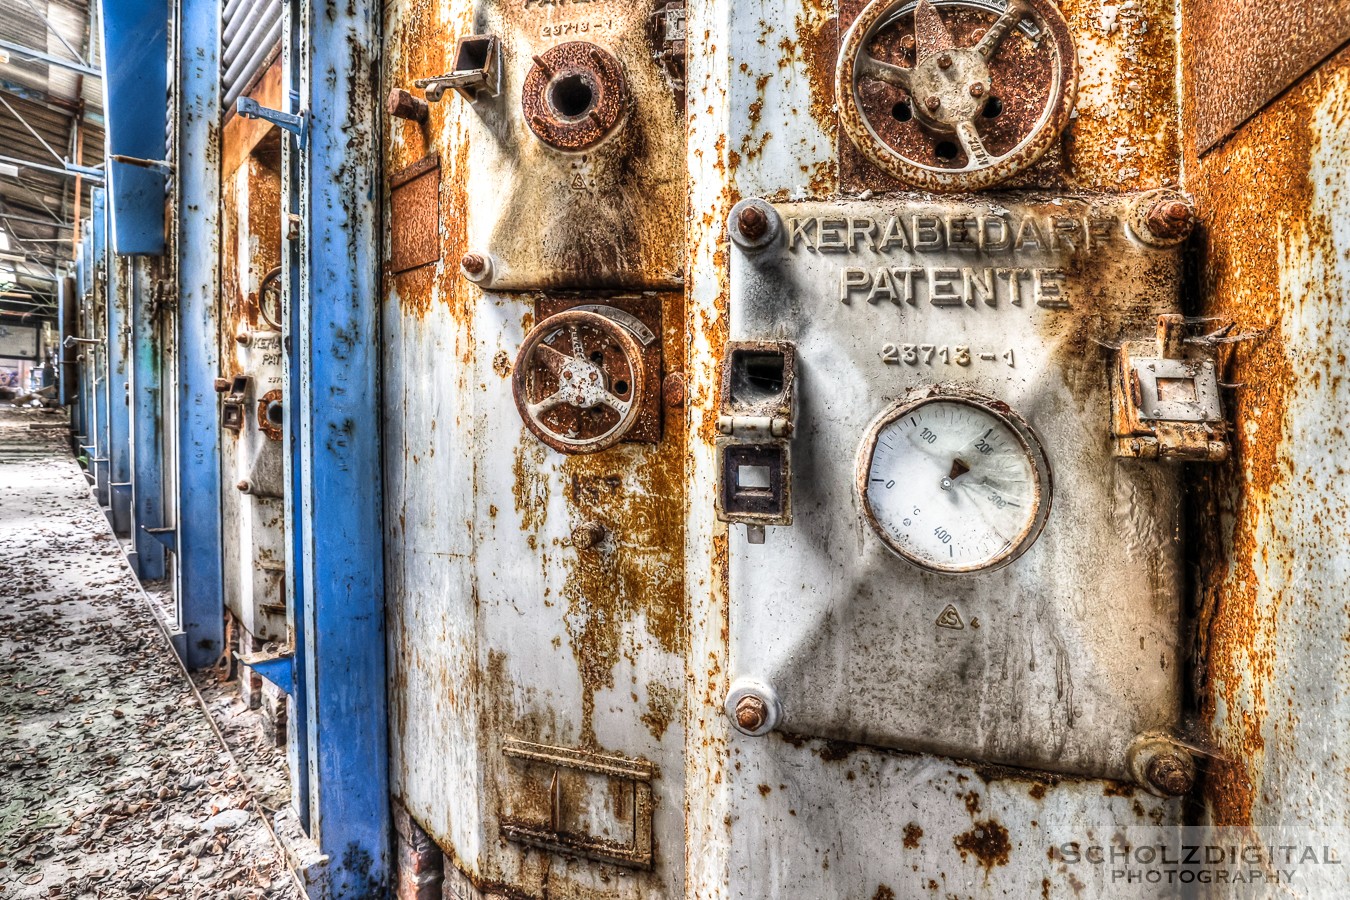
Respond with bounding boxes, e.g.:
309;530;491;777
1183;0;1350;154
1183;37;1350;838
378;0;1201;896
388;155;442;274
521;42;628;151
838;0;1077;191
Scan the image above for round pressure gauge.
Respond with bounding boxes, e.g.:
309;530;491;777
856;391;1051;573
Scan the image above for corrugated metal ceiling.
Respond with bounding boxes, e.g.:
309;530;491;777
0;0;104;314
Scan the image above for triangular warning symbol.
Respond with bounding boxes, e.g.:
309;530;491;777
936;604;965;630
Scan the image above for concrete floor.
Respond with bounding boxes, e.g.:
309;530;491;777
0;407;299;899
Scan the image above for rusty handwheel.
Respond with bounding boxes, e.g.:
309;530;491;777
837;0;1076;191
512;309;645;454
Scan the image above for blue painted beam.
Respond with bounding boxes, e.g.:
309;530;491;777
297;1;390;893
174;0;224;670
130;264;166;580
106;255;132;536
90;191;110;509
279;3;312;832
100;3;168;254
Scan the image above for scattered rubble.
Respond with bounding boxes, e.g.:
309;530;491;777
0;407;301;899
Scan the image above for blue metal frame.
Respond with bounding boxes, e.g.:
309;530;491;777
296;0;390;892
99;2;169;255
91;191;111;510
174;0;224;670
130;264;167;580
106;255;133;536
280;0;312;832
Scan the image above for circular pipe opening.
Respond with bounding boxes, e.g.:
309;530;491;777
548;73;596;119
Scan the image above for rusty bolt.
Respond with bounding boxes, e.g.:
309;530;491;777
969;83;986;98
236;480;250;493
1145;198;1195;241
900;35;916;53
937;53;953;70
531;55;553;77
735;695;769;732
386;88;429;123
662;372;686;408
738;205;769;241
235;331;251;346
924;95;941;112
213;377;231;393
571;522;606;550
461;253;487;276
1145;753;1195;797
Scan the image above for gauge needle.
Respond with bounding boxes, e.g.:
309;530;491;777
939;458;971;491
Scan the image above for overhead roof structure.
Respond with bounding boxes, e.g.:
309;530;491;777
0;0;103;320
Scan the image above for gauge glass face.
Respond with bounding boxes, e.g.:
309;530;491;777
861;397;1048;573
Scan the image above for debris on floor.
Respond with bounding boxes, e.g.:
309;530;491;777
0;407;301;899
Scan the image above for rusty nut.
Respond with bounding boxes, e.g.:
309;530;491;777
738;205;768;242
728;199;781;251
735;696;768;732
724;678;781;736
1129;190;1196;247
662;372;686;408
1145;753;1195;797
571;522;606;550
1145;199;1195;242
1127;732;1197;798
460;251;492;284
387;88;429;123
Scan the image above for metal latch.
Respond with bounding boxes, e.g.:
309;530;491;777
236;97;307;145
715;341;797;538
1112;314;1228;462
416;34;500;103
651;2;687;95
221;375;251;432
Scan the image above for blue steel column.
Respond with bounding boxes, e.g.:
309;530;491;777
92;192;111;509
279;0;311;829
107;256;133;535
130;264;167;580
297;0;390;893
174;0;224;669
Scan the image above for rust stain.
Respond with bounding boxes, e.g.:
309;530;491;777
639;679;679;740
872;886;896;900
902;823;923;849
1184;46;1350;827
558;291;687;746
953;819;1011;871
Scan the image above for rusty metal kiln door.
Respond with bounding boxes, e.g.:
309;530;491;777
724;195;1195;783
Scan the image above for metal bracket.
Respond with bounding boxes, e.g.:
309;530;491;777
236;97;307;145
1112;315;1228;462
238;648;295;696
415;34;500;103
141;526;176;550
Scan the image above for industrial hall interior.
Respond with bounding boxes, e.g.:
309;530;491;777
1;0;1347;897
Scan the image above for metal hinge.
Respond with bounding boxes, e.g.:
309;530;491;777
236;97;307;145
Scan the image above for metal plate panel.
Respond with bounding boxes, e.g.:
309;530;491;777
389;155;441;274
729;195;1184;782
1183;0;1350;153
